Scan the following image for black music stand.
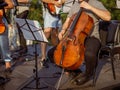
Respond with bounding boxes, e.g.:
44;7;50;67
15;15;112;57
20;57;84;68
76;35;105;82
15;18;48;90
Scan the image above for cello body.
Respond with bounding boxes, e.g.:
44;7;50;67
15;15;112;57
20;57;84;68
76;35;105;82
54;11;94;70
0;10;5;34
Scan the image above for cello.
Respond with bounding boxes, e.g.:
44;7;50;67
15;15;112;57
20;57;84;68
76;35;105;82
0;10;5;34
53;0;94;70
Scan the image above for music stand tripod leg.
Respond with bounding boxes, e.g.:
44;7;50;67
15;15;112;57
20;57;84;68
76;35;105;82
20;43;48;90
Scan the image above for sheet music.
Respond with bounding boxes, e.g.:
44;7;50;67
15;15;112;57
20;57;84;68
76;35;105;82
15;18;48;42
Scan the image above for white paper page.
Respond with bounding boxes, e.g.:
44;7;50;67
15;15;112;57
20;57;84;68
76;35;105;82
15;18;48;43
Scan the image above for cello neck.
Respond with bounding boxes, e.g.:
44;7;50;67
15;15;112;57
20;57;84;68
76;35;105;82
69;0;89;33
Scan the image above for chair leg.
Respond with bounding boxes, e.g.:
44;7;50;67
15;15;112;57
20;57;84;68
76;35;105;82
116;54;120;60
92;69;96;86
111;57;116;80
92;52;101;87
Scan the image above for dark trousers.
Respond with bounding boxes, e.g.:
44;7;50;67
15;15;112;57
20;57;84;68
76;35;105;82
84;37;101;77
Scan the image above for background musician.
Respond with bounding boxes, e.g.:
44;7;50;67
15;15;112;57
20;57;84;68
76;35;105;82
0;0;14;85
14;0;32;55
0;0;14;71
40;0;66;68
58;0;111;85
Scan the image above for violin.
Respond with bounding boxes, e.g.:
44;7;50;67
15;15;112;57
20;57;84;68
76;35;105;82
46;0;62;16
0;10;5;34
53;0;94;70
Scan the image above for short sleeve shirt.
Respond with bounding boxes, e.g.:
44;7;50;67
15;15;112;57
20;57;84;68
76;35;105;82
67;0;108;40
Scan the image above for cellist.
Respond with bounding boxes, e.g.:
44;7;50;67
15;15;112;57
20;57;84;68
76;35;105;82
58;0;111;85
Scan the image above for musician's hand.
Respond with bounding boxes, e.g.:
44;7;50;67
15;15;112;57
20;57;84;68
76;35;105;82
58;33;63;40
79;1;92;10
58;30;65;40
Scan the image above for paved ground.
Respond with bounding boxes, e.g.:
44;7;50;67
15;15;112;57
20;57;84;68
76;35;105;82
0;44;120;90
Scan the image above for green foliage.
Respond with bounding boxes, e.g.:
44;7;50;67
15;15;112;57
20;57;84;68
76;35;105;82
99;0;120;20
27;0;44;26
28;0;120;27
61;13;68;23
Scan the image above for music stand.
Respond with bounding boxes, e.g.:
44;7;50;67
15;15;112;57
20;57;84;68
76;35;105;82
15;18;48;89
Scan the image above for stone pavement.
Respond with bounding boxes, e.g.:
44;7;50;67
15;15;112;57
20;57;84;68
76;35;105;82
0;44;120;90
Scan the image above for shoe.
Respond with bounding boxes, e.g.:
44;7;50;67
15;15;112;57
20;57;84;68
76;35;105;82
72;69;82;77
40;59;49;68
0;60;5;65
73;75;90;85
5;68;12;73
65;69;82;77
99;50;110;59
0;76;10;85
5;60;16;69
